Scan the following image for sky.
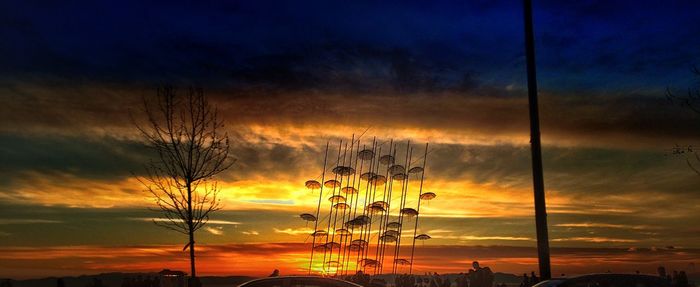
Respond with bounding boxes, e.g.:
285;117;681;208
1;0;700;280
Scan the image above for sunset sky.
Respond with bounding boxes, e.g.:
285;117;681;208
1;0;700;280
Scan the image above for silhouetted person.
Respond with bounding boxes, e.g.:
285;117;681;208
530;272;539;285
672;271;679;287
269;269;280;277
677;271;689;287
658;266;667;278
455;273;468;287
440;276;450;287
519;273;530;287
468;261;493;287
429;273;440;287
57;278;65;287
351;270;369;286
397;274;415;287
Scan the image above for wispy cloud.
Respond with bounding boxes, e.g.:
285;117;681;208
554;223;658;230
4;243;696;279
0;219;62;224
246;199;295;205
426;229;454;234
273;228;313;235
430;234;533;241
205;226;224;235
552;237;639;243
242;230;259;235
126;218;241;225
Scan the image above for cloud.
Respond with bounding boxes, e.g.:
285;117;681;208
430;234;533;241
552;237;639;243
1;138;698;249
426;229;454;234
246;199;295;205
554;223;658;230
2;243;698;279
127;218;241;226
0;172;147;208
1;1;700;265
273;228;313;236
205;226;224;236
0;219;62;224
0;133;150;182
242;230;259;236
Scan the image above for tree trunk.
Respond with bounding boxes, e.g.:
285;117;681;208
189;228;196;278
187;182;197;279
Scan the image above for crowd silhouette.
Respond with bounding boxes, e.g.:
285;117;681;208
658;266;691;287
344;261;504;287
517;271;540;287
5;263;692;287
344;263;695;287
120;276;160;287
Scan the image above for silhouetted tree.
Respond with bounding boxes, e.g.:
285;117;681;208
667;67;700;175
134;86;235;280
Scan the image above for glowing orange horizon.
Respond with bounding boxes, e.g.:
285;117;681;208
2;243;697;280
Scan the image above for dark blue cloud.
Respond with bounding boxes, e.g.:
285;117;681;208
0;134;150;182
2;1;698;92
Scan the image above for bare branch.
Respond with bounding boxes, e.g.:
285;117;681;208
133;86;234;277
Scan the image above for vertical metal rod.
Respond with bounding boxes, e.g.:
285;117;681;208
408;143;428;274
392;142;412;274
367;146;382;274
309;142;330;274
328;140;350;276
342;139;362;275
378;140;394;274
337;135;355;275
523;0;552;280
351;144;368;273
359;138;377;273
323;140;343;274
361;143;378;273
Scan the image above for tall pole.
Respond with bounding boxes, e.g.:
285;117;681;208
523;0;551;280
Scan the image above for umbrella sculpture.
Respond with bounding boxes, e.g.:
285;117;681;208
301;137;435;276
306;180;322;190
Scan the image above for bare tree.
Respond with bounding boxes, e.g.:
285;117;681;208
667;67;700;175
134;86;234;281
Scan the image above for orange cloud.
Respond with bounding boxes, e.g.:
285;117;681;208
2;244;698;280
